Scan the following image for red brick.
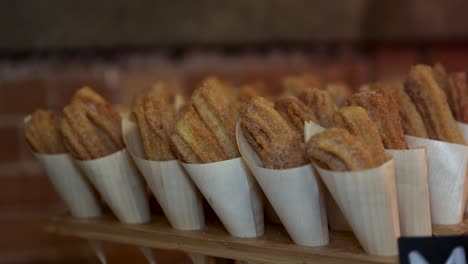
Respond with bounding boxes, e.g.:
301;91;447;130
375;46;419;80
0;78;48;114
429;45;468;72
0;127;20;163
0;173;61;209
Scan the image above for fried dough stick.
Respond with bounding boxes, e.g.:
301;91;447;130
404;65;465;144
240;97;307;169
306;128;376;171
25;109;65;154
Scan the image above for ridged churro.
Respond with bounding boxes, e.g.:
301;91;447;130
333;106;386;165
348;89;408;149
274;96;317;139
170;105;227;163
60;87;124;160
25;109;65;154
191;77;239;159
132;92;176;161
305;128;376;171
404;64;465;144
240;97;307;169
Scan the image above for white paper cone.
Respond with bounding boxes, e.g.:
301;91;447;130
88;240;106;264
305;121;351;232
406;135;468;225
34;152;101;218
122;119;205;230
182;157;264;238
187;253;215;264
385;148;432;236
316;160;400;256
237;124;328;246
139;247;157;264
305;121;431;236
76;150;150;224
461;122;468;214
458;122;468;142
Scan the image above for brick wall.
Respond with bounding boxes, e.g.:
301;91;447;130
1;44;467;263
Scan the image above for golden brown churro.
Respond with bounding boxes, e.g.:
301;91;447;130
282;74;322;97
305;128;376;171
404;65;465;144
147;81;186;111
324;82;352;107
60;87;124;160
25;109;66;154
170;105;227;163
274;96;317;139
347;89;408;149
240;97;307;169
239;97;306;169
446;72;467;122
191;77;239;159
380;82;430;138
301;88;336;128
132;92;176;161
333;106;386;165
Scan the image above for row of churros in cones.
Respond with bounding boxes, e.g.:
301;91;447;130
24;63;468;257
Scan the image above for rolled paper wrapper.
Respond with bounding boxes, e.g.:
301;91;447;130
384;148;432;236
237;124;329;246
34;152;101;218
406;135;468;225
460;122;468;214
139;247;157;264
76;149;150;224
305;121;431;236
182;157;264;238
305;121;350;232
88;240;106;264
315;160;400;256
458;122;468;142
122;119;205;230
187;253;216;264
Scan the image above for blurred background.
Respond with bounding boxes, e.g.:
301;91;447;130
1;0;468;263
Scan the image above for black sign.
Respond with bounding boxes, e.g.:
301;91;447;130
399;236;468;264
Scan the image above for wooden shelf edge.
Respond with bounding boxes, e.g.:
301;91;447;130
43;215;397;264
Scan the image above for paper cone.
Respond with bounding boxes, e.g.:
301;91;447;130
237;124;328;246
384;148;432;236
305;121;351;232
305;121;431;236
187;253;216;264
139;247;157;264
122;119;205;230
76;149;150;224
88;240;106;264
458;122;468;142
406;135;468;225
315;160;400;256
24;115;101;219
34;152;101;218
182;157;264;238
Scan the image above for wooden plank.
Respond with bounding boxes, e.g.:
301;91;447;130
43;215;397;264
433;217;468;236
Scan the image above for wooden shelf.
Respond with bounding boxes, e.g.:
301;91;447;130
43;215;468;264
44;215;393;264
